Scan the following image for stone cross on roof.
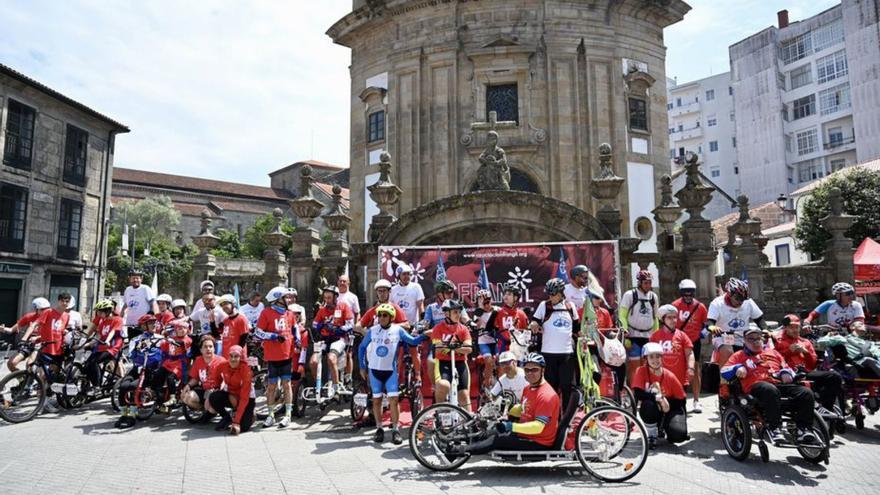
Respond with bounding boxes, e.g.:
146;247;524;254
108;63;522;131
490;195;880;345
470;110;517;132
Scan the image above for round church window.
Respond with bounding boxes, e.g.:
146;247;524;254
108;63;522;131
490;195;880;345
634;217;654;240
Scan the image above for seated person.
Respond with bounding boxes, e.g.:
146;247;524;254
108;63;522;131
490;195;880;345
632;343;688;449
154;320;192;411
488;351;529;400
181;336;227;412
774;314;844;419
454;353;560;454
721;325;816;444
818;320;880;378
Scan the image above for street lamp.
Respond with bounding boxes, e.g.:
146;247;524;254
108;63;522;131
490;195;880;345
776;193;797;215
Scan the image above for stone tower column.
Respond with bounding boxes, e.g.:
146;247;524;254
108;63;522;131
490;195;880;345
262;208;290;289
822;187;856;284
289;165;324;316
652;175;684;302
675;152;717;302
321;184;352;282
190;211;219;305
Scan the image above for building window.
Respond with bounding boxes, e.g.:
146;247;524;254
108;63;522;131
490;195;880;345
709;141;719;152
792;94;816;120
781;32;812;65
669;149;675;159
486;84;519;124
812;20;844;53
732;137;737;148
819;83;851;115
0;182;28;252
57;199;83;260
775;244;791;267
830;158;847;172
785;134;793;153
789;64;812;90
676;98;681;107
798;159;824;183
63;125;88;186
816;50;848;84
3;99;36;170
627;97;648;132
667;102;673;110
729;86;733;96
367;110;385;143
707;118;717;127
710;168;721;178
734;166;739;174
796;128;819;155
706;89;715;101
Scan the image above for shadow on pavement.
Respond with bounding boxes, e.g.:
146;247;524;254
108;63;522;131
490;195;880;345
379;463;641;490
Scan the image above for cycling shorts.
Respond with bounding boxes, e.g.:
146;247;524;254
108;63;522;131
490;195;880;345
368;369;399;397
327;338;347;357
435;360;470;392
627;337;649;359
38;352;64;368
267;359;293;383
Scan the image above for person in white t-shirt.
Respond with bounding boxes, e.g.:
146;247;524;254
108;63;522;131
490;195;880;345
337;274;361;383
489;351;529;400
65;296;83;331
804;282;865;330
619;270;659;383
240;291;264;329
390;265;425;324
563;265;592;311
190;280;216;315
190;293;227;353
121;270;158;331
529;277;579;407
707;277;765;365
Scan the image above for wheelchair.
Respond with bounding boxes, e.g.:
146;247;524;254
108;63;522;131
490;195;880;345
719;377;830;464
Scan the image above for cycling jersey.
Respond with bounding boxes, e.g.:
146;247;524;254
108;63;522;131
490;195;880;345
358;323;426;371
160;336;192;379
720;347;794;393
94;315;124;356
632;366;686;400
210;361;255;424
532;300;579;354
189;355;227;389
671;298;708;342
492;306;529;344
431;321;471;362
220;313;250;360
649;327;693;386
255;306;295;361
424;302;445;327
517;381;560;447
313;302;354;339
809;299;865;328
37;308;69;356
707;295;763;347
359;302;407;328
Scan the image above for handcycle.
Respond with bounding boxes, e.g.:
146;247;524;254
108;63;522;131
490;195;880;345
301;328;352;413
719;372;830;464
408;336;648;482
124;334;186;420
0;340;70;423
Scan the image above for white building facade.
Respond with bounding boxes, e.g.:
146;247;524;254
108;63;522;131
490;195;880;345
667;72;740;220
729;2;880;209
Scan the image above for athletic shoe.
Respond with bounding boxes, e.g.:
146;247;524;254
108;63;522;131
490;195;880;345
215;417;232;432
374;427;385;443
692;400;702;414
391;429;403;445
263;415;275;428
279;415;291;428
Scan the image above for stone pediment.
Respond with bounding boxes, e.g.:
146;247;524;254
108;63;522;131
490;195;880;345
482;36;519;48
358;86;387;103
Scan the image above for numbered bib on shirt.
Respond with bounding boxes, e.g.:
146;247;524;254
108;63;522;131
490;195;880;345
334;310;342;319
723;333;735;346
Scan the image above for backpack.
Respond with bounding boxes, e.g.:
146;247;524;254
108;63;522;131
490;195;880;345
627;289;656;315
541;300;577;326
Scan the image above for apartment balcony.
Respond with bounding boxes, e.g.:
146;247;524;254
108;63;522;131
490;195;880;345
824;134;856;151
670;125;703;142
669;100;701;117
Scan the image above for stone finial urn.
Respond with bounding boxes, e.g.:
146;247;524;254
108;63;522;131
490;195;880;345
289;165;324;227
591;143;625;209
192;210;219;253
675;152;714;221
264;208;290;256
652;174;683;232
322;184;351;240
367;152;402;214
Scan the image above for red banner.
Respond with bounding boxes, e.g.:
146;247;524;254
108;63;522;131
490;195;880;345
378;241;620;308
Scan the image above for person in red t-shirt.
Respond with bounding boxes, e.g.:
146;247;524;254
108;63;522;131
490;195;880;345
632;343;688;448
84;299;124;391
671;279;708;412
774;314;843;418
153;321;192;408
31;293;72;369
3;297;51;372
491;284;530;353
254;286;297;428
650;305;695;388
217;294;250;360
310;286;355;397
431;299;473;408
182;335;227;412
207;345;255;435
456;352;560;455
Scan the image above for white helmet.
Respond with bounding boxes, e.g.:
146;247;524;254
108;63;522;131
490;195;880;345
32;297;51;310
678;279;697;291
284;287;298;297
397;263;413;275
642;342;663;356
156;293;173;304
658;304;678;318
171;299;187;310
266;286;287;303
199;280;215;291
217;294;237;306
67;296;77;310
374;279;393;290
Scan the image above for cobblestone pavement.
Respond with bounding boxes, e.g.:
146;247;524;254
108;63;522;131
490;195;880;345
2;393;879;495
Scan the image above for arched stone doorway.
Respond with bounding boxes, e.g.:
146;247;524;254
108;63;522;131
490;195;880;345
375;190;612;246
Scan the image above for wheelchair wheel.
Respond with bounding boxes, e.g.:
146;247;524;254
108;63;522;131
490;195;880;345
575;405;647;482
409;402;472;471
721;405;752;461
797;411;830;465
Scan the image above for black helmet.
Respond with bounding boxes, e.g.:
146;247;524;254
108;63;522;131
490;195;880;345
570;265;590;278
434;279;456;293
441;299;464;312
545;278;566;296
501;282;522;296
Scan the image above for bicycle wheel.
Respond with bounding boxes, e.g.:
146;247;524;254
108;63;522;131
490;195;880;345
0;370;46;423
575;406;648;483
618;386;637;416
135;387;158;420
62;363;89;409
350;379;370;422
409;402;473;471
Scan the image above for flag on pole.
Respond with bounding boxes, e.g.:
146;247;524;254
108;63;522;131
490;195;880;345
435;249;447;281
556;247;569;282
740;269;749;283
344;260;350;277
150;267;158;295
477;258;490;290
233;283;241;309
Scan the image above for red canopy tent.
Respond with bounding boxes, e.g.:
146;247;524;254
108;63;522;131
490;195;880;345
854;238;880;295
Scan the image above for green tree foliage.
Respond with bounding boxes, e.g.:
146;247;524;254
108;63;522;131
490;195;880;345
241;213;295;259
795;166;880;258
211;228;244;258
112;195;181;246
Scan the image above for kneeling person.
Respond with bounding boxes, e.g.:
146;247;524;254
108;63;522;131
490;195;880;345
633;343;688;449
207;345;255;435
358;304;428;444
181;336;227;412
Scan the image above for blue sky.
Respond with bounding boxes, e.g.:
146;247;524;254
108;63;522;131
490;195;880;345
1;0;840;186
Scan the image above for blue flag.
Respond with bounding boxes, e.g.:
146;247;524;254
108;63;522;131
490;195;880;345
478;258;490;290
233;283;241;309
556;247;569;282
740;269;749;283
436;250;447;281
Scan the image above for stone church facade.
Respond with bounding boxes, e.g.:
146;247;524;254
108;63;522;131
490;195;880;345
328;0;691;245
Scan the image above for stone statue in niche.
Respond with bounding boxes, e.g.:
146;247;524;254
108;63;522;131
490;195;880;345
475;130;511;191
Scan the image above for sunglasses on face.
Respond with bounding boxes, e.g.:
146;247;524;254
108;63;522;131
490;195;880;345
524;367;542;374
745;336;763;343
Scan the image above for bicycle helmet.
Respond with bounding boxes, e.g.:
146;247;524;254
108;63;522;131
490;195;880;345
322;285;340;296
725;278;749;300
265;286;287;303
636;270;653;282
156;293;173;304
832;282;855;297
66;296;77;310
744;323;762;337
397;264;413;275
571;264;590;278
376;303;397;319
501;282;522;296
658;304;678;318
375;279;393;290
441;299;464;312
32;297;51;311
678;279;697;292
217;294;236;306
138;314;157;326
475;288;492;302
199;280;215;291
523;352;546;368
544;278;566;296
171;299;187;310
93;299;114;312
285;287;298;297
434;279;455;293
642;342;663;357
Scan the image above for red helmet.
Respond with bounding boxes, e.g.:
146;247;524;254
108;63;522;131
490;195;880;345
138;314;157;327
636;270;653;282
725;278;749;300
